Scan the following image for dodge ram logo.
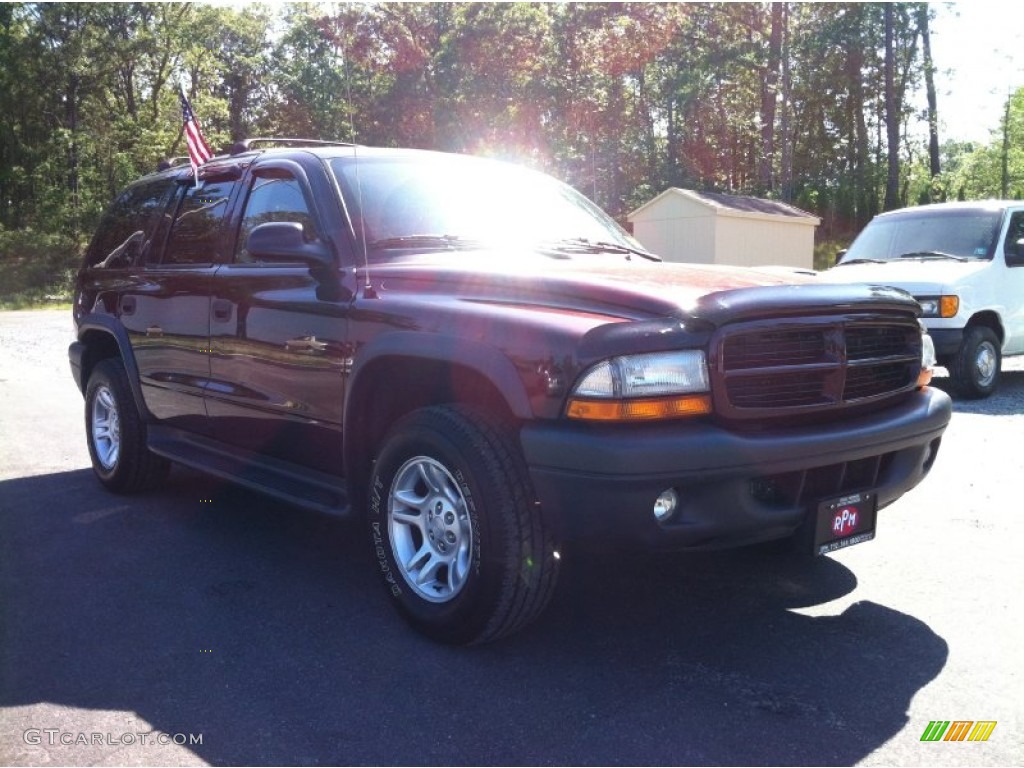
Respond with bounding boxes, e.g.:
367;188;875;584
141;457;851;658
832;506;859;535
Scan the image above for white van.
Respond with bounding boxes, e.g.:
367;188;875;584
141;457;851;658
825;201;1024;398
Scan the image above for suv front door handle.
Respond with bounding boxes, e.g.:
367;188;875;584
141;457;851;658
120;296;136;316
212;299;232;322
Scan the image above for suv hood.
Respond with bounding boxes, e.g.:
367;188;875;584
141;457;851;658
823;258;991;294
370;255;919;326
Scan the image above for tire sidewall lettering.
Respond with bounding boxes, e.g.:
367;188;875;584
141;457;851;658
368;475;383;520
370;521;402;597
452;468;482;577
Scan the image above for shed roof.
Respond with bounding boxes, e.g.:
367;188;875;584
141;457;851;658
629;187;820;223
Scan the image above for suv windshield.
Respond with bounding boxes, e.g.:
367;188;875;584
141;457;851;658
839;208;1002;264
330;155;646;260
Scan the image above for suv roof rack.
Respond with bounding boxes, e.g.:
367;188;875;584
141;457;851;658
228;137;357;155
157;156;192;171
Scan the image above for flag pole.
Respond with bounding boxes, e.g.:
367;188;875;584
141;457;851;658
178;85;212;190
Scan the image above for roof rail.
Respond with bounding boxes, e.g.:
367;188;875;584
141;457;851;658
228;137;357;155
157;156;192;171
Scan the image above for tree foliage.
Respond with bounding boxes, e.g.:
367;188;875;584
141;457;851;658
2;0;1016;263
938;88;1024;201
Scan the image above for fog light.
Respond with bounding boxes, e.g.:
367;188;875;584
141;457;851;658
653;488;679;523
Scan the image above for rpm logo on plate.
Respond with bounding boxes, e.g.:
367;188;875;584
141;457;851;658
832;505;859;536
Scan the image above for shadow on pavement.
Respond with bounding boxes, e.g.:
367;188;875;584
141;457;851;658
1;467;948;765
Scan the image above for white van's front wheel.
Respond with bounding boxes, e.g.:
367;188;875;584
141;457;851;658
952;326;1001;399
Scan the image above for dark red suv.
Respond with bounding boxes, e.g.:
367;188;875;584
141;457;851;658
70;139;951;643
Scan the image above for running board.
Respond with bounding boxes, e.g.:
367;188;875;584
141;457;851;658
147;426;351;516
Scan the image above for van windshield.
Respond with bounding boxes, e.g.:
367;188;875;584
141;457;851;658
840;208;1002;263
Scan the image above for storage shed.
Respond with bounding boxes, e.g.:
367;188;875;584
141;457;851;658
627;188;820;270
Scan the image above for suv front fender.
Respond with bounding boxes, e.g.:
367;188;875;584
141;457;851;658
345;331;534;421
343;332;535;485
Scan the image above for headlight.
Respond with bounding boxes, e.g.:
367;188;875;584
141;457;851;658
921;331;936;368
567;351;711;421
918;324;936;387
916;295;959;318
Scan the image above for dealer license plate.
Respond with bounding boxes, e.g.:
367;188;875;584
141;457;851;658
813;491;877;556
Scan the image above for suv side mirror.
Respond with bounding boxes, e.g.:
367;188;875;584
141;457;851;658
246;222;332;266
834;248;848;266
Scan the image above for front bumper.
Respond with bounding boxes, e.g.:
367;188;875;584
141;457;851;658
521;387;951;550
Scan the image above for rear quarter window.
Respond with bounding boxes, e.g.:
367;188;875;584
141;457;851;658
86;177;176;268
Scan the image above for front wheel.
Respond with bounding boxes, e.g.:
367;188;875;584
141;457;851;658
368;406;559;644
951;326;1001;399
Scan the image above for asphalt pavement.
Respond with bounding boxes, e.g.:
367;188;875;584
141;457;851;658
0;309;1021;766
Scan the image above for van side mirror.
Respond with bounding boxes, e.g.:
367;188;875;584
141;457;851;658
246;222;332;266
1005;237;1024;266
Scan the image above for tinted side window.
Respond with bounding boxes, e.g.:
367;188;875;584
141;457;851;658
86;177;175;268
235;175;317;262
163;180;237;265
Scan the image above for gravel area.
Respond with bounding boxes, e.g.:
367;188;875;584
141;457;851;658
0;309;77;376
934;356;1024;414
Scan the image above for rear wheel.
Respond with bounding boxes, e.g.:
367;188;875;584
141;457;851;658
368;406;559;644
85;358;169;492
951;326;1001;399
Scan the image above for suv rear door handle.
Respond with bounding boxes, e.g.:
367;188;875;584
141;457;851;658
212;299;232;322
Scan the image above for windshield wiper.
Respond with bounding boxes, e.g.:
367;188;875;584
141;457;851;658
898;250;968;262
836;258;885;265
368;234;481;251
540;237;661;262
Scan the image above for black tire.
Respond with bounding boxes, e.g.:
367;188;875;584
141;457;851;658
368;405;559;644
84;358;170;492
950;326;1001;399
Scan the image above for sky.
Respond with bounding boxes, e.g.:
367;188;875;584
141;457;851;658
928;2;1024;144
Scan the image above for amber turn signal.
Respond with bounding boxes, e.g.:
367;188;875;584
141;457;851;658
566;394;712;421
940;296;959;318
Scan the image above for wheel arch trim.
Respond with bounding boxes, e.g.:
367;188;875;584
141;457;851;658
75;313;153;420
965;310;1005;344
343;332;533;480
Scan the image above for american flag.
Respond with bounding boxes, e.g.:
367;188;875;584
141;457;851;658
178;88;212;171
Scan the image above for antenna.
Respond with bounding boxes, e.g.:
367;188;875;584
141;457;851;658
336;9;376;299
